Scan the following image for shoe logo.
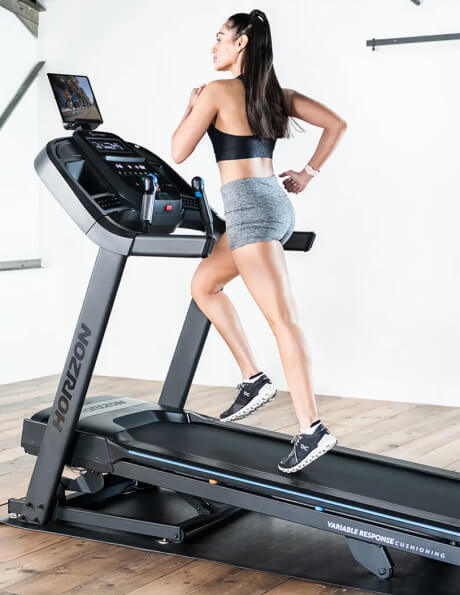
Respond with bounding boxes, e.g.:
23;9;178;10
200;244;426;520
243;391;250;396
300;444;310;452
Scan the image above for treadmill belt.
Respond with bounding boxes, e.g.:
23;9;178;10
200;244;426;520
121;422;460;525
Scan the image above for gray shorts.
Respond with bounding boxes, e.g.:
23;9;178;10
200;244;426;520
220;174;295;251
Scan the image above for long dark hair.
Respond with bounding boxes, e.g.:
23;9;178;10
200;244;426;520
227;9;305;140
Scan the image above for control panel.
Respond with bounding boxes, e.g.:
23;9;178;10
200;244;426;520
52;130;201;235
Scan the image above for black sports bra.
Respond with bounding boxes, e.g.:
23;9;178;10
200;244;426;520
207;74;277;162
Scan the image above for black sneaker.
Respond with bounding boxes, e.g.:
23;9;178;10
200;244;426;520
278;422;338;473
219;373;277;422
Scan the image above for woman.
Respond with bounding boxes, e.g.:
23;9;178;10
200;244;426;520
171;9;347;473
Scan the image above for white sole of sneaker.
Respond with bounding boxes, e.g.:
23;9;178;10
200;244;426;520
278;433;338;474
220;384;277;422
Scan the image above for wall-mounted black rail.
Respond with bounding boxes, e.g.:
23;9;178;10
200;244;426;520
367;32;460;51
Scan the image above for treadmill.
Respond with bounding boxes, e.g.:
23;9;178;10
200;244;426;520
4;74;460;594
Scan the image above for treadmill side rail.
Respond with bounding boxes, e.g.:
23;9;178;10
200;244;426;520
113;460;460;569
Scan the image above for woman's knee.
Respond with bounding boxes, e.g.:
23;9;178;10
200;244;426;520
190;270;225;300
264;286;301;330
190;234;239;300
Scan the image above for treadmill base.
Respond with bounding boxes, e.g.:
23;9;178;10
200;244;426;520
3;510;458;595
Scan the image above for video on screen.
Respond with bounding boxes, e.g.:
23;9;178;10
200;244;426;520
48;74;102;123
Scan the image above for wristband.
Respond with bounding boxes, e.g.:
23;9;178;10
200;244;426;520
304;164;320;176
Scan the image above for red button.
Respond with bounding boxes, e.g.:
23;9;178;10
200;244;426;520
164;204;173;211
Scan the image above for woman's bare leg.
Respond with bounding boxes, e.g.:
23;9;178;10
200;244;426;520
190;233;260;379
231;240;319;429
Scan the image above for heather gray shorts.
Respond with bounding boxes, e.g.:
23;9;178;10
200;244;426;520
220;174;295;251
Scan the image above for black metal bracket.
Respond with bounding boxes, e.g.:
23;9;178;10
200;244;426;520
367;32;460;51
346;536;394;579
60;471;105;494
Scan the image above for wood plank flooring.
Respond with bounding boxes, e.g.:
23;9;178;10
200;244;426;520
1;375;459;594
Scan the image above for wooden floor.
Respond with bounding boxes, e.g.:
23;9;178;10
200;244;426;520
1;375;459;595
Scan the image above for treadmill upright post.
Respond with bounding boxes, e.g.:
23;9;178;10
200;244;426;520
20;247;127;525
158;298;211;409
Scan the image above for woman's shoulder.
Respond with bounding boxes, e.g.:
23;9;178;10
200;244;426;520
204;78;243;107
200;79;231;101
206;78;233;89
216;79;296;115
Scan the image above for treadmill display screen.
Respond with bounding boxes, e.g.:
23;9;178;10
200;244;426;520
88;139;128;153
47;73;103;124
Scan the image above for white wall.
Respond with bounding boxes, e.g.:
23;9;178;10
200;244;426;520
0;9;40;261
1;0;459;409
0;8;56;383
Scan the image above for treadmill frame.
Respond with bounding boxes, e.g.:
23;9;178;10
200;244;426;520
7;239;460;581
5;132;460;588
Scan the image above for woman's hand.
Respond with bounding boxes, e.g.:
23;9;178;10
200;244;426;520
278;168;314;194
187;83;207;110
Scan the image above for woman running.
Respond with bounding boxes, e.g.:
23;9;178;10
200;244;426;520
172;9;347;473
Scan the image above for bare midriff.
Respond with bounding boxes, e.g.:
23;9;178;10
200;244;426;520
217;157;275;185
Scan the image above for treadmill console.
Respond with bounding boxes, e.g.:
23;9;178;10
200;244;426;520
40;73;225;249
69;129;185;233
39;73;310;258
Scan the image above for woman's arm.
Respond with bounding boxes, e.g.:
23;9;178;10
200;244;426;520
290;89;347;170
286;88;346;126
280;88;347;194
171;81;219;164
173;105;193;135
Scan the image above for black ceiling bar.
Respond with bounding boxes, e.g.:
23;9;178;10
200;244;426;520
367;32;460;51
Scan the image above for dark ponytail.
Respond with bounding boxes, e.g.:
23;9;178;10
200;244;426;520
227;9;305;140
